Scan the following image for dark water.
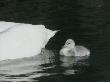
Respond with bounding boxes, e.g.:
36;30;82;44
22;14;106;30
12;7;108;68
0;0;110;82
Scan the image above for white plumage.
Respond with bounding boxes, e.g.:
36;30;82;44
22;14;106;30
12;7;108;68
0;21;58;60
60;39;90;57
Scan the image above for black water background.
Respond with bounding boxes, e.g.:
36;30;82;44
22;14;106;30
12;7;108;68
0;0;110;82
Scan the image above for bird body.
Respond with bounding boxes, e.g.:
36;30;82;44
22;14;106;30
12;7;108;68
0;21;58;61
74;45;90;56
60;39;90;57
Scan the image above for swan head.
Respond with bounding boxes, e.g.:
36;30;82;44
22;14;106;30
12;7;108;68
64;39;75;48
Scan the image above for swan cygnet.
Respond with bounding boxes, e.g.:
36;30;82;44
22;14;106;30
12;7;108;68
0;21;59;61
59;39;90;57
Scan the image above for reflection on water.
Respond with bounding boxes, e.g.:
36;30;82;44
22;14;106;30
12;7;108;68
0;49;90;82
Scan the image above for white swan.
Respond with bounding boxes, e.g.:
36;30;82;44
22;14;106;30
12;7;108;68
0;21;58;61
59;39;90;56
